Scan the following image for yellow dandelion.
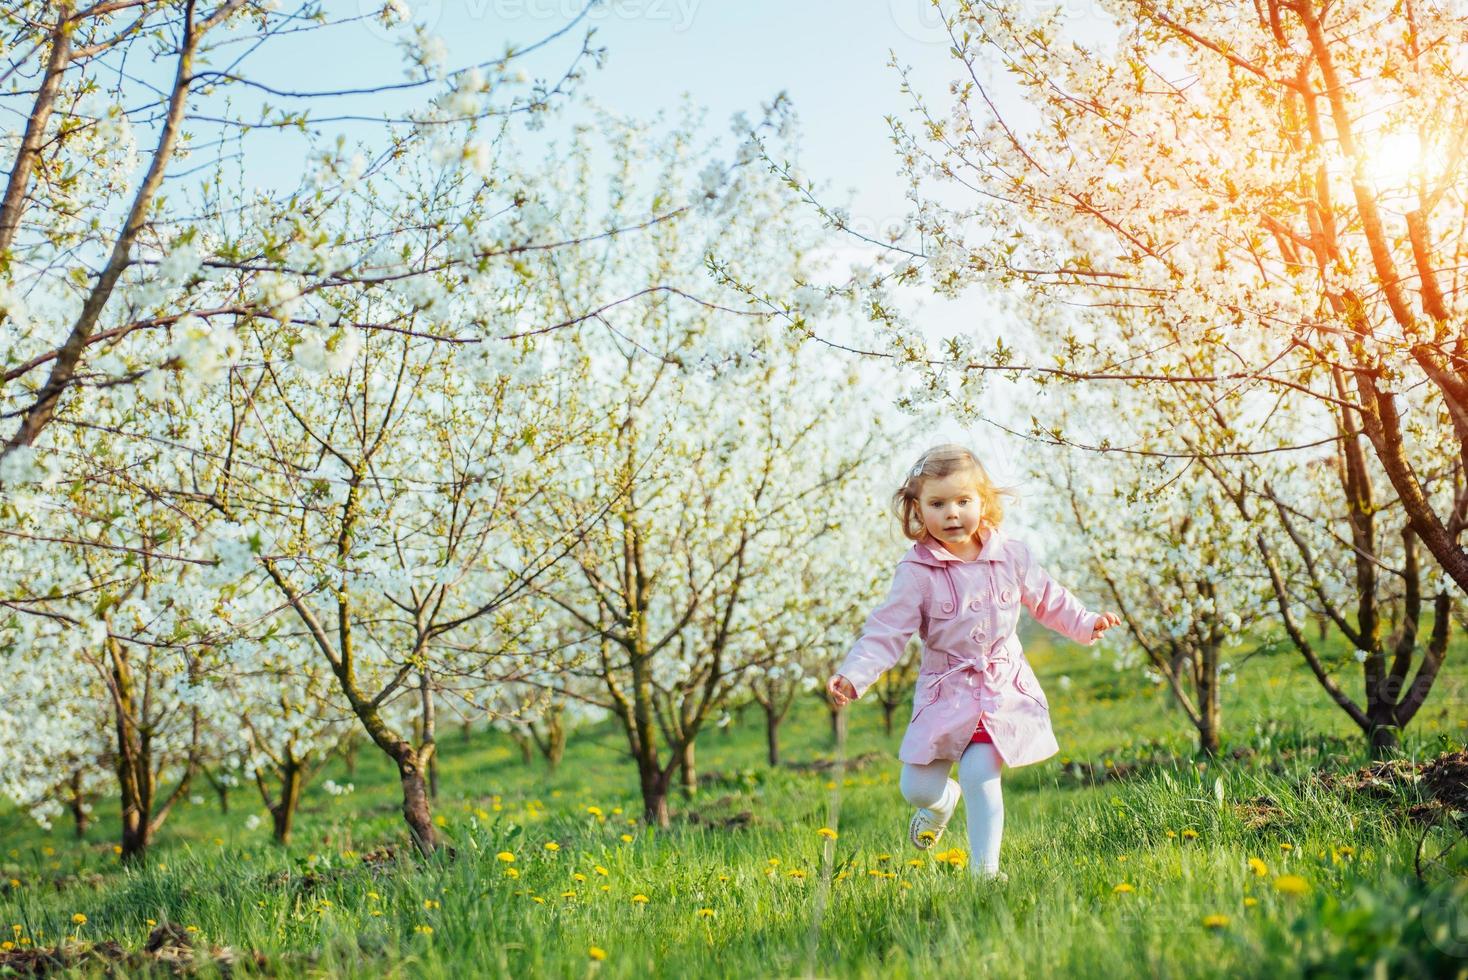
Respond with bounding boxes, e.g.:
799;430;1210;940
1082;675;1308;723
112;846;122;855
70;914;86;926
544;841;560;852
474;808;490;821
1279;842;1294;852
717;874;730;883
506;868;520;879
696;908;715;918
422;899;440;910
415;924;434;935
620;834;634;843
1243;897;1258;908
875;853;891;863
594;866;609;876
1273;874;1308;896
631;894;649;904
532;896;546;905
907;858;924;868
1112;883;1135;894
587;806;603;817
900;881;913;890
588;946;607;961
433;814;447;827
561;890;576;899
767;858;781;867
0;942;11;951
1202;914;1230;929
496;852;516;863
786;869;807;880
1181;828;1199;840
1247;858;1269;877
573;873;587;883
612;807;623;815
1165;830;1176;839
817;827;839;840
185;925;199;933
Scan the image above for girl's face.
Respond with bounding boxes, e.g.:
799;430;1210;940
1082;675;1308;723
918;471;985;547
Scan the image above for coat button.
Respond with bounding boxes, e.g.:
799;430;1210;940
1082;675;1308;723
970;627;983;641
972;690;983;700
941;601;953;613
1000;588;1015;603
968;599;982;611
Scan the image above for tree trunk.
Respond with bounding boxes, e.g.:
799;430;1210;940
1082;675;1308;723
68;770;89;839
678;739;697;797
343;735;359;777
393;743;438;855
512;730;534;765
639;761;671;828
765;704;781;767
270;762;304;845
1196;641;1221;758
829;703;847;748
545;721;566;773
420;673;439;801
881;699;897;736
1368;717;1402;759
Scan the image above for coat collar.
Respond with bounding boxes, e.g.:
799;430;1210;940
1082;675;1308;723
902;526;1008;566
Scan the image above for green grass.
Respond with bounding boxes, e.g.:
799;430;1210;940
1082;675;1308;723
3;631;1466;977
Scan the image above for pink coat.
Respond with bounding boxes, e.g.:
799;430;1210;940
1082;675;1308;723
837;527;1101;768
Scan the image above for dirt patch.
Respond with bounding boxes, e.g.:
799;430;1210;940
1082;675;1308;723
1060;746;1257;786
0;925;265;977
1315;749;1468;826
1233;795;1287;830
675;794;762;831
785;751;886;774
1422;750;1468;811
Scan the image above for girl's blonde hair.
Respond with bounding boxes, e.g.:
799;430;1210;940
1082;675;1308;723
891;444;1014;542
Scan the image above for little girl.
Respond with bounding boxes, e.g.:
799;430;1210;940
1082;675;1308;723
827;444;1120;881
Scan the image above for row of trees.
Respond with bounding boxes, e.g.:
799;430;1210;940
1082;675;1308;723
768;0;1465;758
0;2;903;856
6;0;1465;862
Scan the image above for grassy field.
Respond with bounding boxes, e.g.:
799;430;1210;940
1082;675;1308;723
3;631;1467;978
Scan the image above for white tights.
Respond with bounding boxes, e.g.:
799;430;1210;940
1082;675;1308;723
899;741;1004;877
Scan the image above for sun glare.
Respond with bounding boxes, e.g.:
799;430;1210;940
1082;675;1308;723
1365;130;1431;187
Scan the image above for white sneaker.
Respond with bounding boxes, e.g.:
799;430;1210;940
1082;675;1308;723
909;778;961;850
972;868;1009;884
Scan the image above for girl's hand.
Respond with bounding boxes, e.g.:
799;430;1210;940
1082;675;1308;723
827;674;857;707
1091;611;1122;640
